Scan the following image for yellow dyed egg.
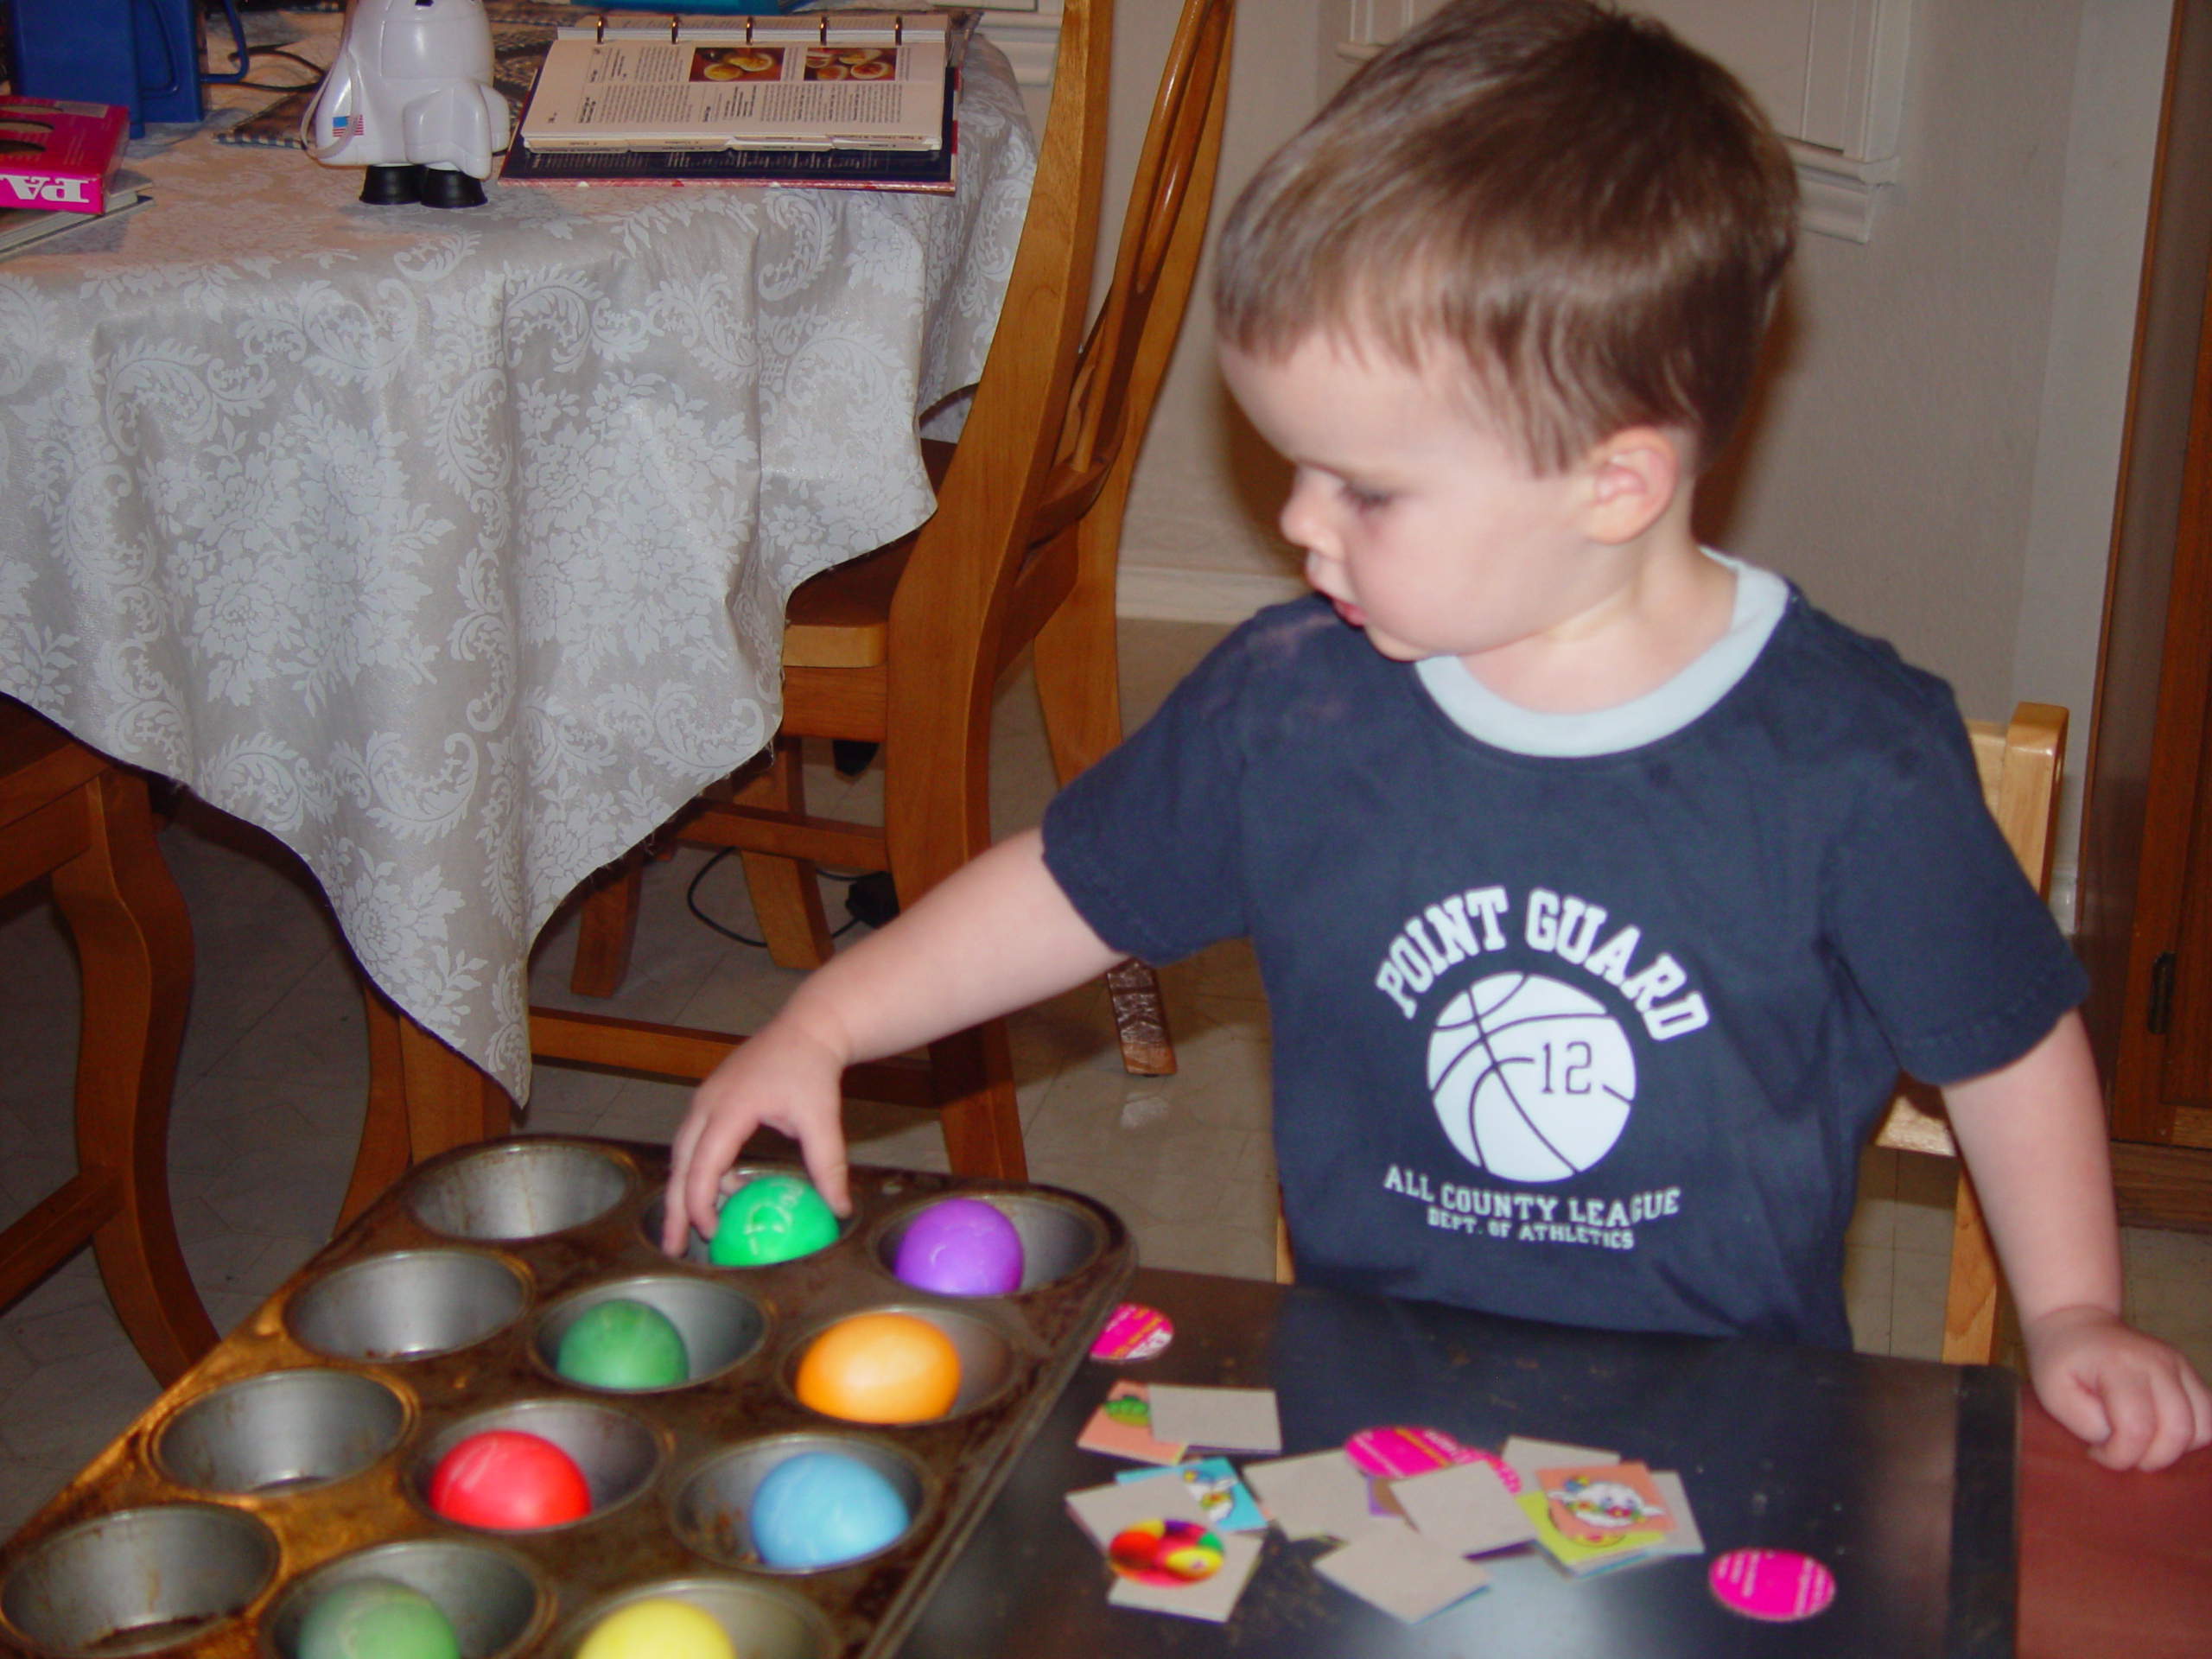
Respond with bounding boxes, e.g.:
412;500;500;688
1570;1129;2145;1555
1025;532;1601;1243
575;1598;735;1659
794;1313;960;1423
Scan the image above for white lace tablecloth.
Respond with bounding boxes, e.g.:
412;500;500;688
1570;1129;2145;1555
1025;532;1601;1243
0;43;1034;1102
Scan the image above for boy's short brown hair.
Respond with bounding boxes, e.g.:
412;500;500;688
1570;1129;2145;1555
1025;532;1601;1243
1216;0;1797;474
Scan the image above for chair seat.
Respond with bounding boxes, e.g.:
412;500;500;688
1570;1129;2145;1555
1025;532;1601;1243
782;439;953;671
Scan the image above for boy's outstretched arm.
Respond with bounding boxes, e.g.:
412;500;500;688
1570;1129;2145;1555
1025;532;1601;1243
1943;1009;2212;1471
662;828;1125;1255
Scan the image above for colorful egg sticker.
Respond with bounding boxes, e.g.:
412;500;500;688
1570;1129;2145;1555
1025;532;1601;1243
1089;1303;1173;1363
1546;1473;1665;1547
1107;1518;1224;1586
1709;1548;1838;1622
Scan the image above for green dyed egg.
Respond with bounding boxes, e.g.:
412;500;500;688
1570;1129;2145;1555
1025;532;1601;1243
709;1174;839;1267
555;1297;690;1389
298;1579;459;1659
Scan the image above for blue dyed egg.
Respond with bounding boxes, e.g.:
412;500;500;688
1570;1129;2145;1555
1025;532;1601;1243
749;1451;912;1568
891;1198;1024;1296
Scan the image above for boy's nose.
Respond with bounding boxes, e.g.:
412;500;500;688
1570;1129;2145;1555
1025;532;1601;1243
1278;474;1335;556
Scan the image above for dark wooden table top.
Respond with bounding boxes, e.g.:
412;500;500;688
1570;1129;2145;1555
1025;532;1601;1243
902;1266;2021;1657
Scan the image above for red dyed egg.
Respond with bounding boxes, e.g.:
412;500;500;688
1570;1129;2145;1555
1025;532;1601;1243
428;1429;591;1529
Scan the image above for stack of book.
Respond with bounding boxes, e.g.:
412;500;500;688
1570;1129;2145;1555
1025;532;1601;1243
500;10;972;194
0;96;149;259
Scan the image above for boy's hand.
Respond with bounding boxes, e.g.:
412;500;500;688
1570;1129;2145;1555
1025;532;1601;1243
662;1021;854;1256
2023;1304;2212;1472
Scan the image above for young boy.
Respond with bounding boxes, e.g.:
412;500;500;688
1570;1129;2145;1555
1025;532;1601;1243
668;0;2210;1470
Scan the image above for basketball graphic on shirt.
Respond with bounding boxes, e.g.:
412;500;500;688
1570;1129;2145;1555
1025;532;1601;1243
1427;972;1636;1182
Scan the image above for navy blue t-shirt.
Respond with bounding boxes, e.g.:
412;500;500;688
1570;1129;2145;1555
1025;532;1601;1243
1043;591;2086;1347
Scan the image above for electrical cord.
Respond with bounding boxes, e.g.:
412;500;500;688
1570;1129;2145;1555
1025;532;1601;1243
226;47;327;92
684;845;871;949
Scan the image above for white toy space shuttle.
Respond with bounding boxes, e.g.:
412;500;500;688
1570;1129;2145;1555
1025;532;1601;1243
304;0;510;207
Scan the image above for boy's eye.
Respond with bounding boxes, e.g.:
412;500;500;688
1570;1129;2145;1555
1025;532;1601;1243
1341;481;1392;513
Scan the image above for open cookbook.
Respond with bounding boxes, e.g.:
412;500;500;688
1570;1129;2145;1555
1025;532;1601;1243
517;11;966;153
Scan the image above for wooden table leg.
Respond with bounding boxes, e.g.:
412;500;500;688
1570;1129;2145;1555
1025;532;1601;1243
339;982;513;1227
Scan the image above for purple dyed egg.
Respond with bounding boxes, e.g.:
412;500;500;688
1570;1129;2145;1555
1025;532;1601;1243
893;1198;1024;1296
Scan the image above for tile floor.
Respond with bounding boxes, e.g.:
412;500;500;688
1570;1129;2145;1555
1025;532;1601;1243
4;619;2209;1537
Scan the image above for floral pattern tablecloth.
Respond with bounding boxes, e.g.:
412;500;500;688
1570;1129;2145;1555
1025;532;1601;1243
0;43;1034;1101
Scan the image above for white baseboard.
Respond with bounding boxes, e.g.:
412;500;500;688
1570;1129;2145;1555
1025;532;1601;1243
1116;563;1307;625
2050;861;2079;938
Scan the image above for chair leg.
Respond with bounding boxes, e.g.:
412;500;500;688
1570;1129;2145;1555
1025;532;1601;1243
48;769;216;1385
1033;527;1122;786
343;982;513;1229
1941;1165;2003;1366
929;1020;1028;1181
736;738;835;970
1105;958;1176;1077
340;983;413;1229
569;858;645;997
1033;538;1176;1077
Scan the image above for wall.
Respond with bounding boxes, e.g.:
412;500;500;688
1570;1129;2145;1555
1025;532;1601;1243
1098;0;1318;620
1700;0;2167;913
1096;0;2173;910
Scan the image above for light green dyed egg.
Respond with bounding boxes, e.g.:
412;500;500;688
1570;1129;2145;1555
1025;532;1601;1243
709;1174;839;1267
297;1579;460;1659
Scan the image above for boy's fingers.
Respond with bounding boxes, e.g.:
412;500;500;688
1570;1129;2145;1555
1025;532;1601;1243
2183;1363;2212;1448
2037;1373;2111;1458
2142;1363;2212;1471
2086;1370;2155;1471
663;1116;706;1255
802;1132;852;1217
685;1112;753;1245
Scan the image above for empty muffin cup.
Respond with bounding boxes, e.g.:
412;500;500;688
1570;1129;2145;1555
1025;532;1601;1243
876;1192;1105;1294
157;1369;407;1495
409;1141;632;1240
535;1275;766;1390
415;1400;660;1529
289;1249;527;1361
559;1578;832;1659
672;1433;929;1571
263;1539;543;1659
0;1503;276;1656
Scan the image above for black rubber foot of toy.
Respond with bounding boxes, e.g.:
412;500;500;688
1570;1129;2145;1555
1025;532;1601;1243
359;164;424;206
420;168;487;209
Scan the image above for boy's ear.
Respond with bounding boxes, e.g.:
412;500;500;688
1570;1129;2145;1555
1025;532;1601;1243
1580;427;1685;545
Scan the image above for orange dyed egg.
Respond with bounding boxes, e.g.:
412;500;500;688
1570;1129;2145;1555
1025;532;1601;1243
795;1313;960;1423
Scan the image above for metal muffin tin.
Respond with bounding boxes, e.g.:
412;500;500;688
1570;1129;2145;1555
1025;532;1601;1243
0;1137;1133;1658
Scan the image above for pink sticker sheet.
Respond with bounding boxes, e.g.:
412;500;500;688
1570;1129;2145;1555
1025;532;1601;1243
1708;1548;1838;1621
1344;1427;1521;1494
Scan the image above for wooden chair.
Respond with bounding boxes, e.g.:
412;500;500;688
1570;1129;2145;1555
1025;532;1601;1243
1276;702;2070;1371
525;0;1238;1176
1872;701;2068;1364
0;699;215;1385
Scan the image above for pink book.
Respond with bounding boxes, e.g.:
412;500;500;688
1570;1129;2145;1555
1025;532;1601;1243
0;98;129;217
